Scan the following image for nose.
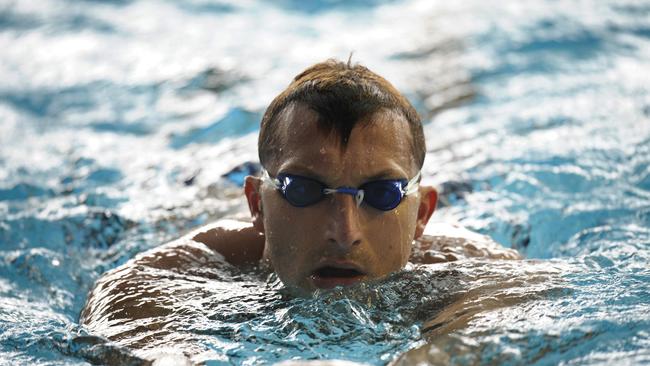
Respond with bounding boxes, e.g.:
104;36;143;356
325;194;364;252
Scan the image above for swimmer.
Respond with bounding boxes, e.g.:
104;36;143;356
80;59;520;357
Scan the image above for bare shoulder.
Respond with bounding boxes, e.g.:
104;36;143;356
189;219;265;265
410;223;522;264
120;219;265;270
80;219;265;327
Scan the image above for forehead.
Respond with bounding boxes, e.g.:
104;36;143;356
271;103;417;178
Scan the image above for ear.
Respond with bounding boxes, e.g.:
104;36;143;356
244;176;265;233
414;185;437;239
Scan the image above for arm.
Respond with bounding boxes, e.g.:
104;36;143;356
80;220;265;328
410;223;521;264
190;219;265;265
112;219;265;271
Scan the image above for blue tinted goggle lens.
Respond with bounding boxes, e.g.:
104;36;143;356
279;175;324;207
362;180;405;210
277;174;407;211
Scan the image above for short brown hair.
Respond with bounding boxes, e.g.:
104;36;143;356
258;59;425;171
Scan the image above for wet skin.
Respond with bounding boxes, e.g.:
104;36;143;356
80;102;519;333
79;104;521;362
244;103;437;294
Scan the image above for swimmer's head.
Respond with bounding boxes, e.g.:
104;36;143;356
245;59;437;294
258;59;425;172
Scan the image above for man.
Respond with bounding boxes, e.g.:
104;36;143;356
81;59;519;335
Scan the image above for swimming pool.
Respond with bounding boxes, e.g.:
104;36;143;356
1;0;649;364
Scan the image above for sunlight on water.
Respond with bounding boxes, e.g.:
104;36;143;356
0;0;649;364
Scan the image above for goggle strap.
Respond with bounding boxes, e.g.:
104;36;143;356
261;169;281;189
404;171;421;195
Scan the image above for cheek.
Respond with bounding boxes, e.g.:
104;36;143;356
264;200;313;240
372;202;418;263
261;197;318;276
263;211;298;258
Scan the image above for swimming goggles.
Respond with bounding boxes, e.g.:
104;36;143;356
262;169;421;211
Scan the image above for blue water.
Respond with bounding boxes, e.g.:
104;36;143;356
1;0;649;365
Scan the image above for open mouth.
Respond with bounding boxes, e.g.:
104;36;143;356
315;266;363;278
310;266;365;289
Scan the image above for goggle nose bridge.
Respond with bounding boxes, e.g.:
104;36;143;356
323;187;365;207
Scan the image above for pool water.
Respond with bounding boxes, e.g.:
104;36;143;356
1;0;649;365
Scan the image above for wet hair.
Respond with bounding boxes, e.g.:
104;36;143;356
258;59;425;171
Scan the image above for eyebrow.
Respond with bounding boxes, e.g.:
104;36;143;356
277;165;328;182
278;165;407;185
364;170;408;181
